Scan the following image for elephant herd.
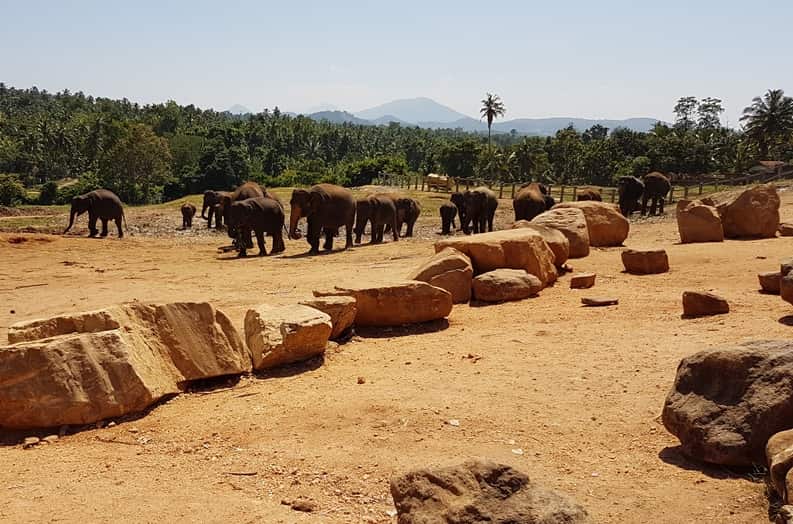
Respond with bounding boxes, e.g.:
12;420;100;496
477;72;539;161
61;171;673;255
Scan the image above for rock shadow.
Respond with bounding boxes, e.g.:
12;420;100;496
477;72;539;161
658;446;762;481
778;315;793;327
355;319;449;339
253;354;325;380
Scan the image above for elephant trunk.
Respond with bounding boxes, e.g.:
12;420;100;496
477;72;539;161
288;205;302;240
64;208;76;233
200;200;209;219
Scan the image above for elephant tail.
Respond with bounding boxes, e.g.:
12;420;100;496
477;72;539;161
122;210;127;232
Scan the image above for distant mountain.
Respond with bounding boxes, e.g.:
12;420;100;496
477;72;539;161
306;103;340;113
306;110;370;125
414;116;659;135
226;104;252;115
356;97;471;124
369;114;410;126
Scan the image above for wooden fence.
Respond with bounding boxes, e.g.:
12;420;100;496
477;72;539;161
375;167;793;204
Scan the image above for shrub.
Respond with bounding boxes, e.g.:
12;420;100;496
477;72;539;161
0;175;27;206
38;181;59;205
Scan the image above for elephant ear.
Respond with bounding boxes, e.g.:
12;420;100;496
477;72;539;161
309;188;330;211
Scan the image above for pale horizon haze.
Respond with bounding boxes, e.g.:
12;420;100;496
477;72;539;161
2;0;792;126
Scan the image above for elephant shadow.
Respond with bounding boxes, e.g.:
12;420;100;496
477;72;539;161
355;319;449;339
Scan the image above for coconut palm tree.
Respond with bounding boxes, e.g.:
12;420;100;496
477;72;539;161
480;93;506;150
740;89;793;159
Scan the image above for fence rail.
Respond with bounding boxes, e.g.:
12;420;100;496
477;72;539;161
375;168;793;205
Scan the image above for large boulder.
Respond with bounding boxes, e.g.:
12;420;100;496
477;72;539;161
712;184;780;239
783;274;793;306
510;221;570;267
472;269;542;303
298;296;357;340
553;201;629;247
390;459;589;524
435;228;558;287
531;207;590;258
621;248;669;275
1;302;248;429
244;304;332;371
759;271;782;294
407;248;473;304
676;199;724;243
662;340;793;466
314;281;453;327
767;430;793;503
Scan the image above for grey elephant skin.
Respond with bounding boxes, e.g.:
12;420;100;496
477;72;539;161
64;189;126;238
227;197;285;257
289;183;356;254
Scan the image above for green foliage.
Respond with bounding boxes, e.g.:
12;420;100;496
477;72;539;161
37;180;59;204
741;89;793;159
0;174;27;206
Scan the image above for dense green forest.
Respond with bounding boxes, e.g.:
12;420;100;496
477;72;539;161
1;83;792;206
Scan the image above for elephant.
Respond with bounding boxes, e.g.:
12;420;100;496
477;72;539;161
201;190;232;229
440;202;457;235
226;197;285;257
450;192;467;231
64;189;126;238
218;182;267;229
642;172;671;215
513;182;550;222
617;176;645;216
354;195;399;244
392;196;421;237
181;202;196;229
289;183;356;254
576;188;602;201
458;187;498;234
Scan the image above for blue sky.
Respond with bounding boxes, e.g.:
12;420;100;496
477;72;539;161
2;1;792;124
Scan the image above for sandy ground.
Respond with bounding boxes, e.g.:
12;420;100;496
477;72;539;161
1;190;792;523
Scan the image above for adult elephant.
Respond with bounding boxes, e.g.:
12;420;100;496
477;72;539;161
383;196;421;237
513;182;549;222
289;184;356;254
459;187;498;234
354;195;398;244
227;197;285;257
576;188;602;201
218;182;267;227
440;202;457;235
617;176;644;216
642;172;671;215
450;192;467;231
64;189;126;238
201;190;231;229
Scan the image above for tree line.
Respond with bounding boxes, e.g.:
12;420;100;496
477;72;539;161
0;83;791;206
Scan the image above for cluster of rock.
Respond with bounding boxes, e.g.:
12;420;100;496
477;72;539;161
756;258;793;309
0;280;457;430
676;184;780;243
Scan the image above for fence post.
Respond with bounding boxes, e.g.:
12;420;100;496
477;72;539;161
610;188;616;203
572;186;577;201
683;186;689;199
465;180;470;190
455;180;459;193
699;183;703;195
498;182;504;199
511;183;516;198
560;186;565;203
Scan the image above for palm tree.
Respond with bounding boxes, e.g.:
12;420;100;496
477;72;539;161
480;93;506;149
740;89;793;159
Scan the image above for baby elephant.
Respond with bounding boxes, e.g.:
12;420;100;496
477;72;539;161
440;202;457;235
354;195;399;244
181;202;197;229
227;197;286;257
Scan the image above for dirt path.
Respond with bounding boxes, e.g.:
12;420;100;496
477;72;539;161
1;196;792;523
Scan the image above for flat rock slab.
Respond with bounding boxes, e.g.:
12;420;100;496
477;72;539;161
435;228;558;287
314;281;453;327
1;302;248;429
682;291;729;317
472;269;542;303
581;297;618;307
662;340;793;466
245;304;332;371
759;271;781;294
407;247;473;304
622;248;669;275
298;296;357;340
570;273;596;289
390;459;590;524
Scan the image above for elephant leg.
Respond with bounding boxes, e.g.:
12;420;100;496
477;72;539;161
659;198;665;215
323;229;334;251
271;229;285;253
236;229;248;257
207;209;213;229
406;219;414;237
391;218;399;241
88;213;98;237
345;220;354;250
488;213;494;232
375;224;385;243
255;230;266;256
115;217;123;238
640;195;648;216
100;218;109;237
307;219;321;254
